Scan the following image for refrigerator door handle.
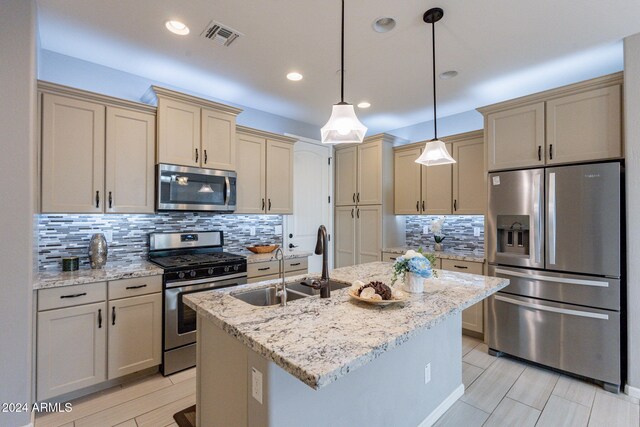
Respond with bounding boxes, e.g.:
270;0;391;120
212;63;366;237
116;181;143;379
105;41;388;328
532;172;543;264
494;295;609;320
548;172;557;265
494;268;610;288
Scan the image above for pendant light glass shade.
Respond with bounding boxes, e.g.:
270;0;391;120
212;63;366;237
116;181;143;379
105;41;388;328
415;139;456;166
321;103;367;144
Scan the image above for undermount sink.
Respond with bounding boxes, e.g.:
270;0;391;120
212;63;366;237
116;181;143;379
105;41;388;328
232;280;350;307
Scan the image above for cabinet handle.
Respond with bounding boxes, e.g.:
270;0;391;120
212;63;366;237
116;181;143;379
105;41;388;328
290;262;301;266
416;201;420;212
195;148;199;163
108;191;113;209
538;146;542;161
357;208;360;219
258;267;271;271
126;284;147;290
353;193;356;203
549;144;553;160
357;193;360;203
98;309;102;329
262;198;265;210
60;293;87;299
351;208;354;218
454;199;457;211
390;257;397;260
112;306;116;326
454;264;468;269
204;149;208;164
422;201;426;212
95;191;100;208
268;199;272;211
288;244;298;249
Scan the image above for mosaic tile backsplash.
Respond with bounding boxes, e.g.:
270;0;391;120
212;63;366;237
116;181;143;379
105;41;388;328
405;215;484;253
38;213;283;271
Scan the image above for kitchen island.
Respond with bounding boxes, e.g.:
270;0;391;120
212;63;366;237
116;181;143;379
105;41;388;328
184;262;509;427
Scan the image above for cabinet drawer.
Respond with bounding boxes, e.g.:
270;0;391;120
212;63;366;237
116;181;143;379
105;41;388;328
248;273;280;284
109;275;162;300
381;252;400;262
285;257;308;272
38;282;107;311
441;259;483;275
248;260;279;278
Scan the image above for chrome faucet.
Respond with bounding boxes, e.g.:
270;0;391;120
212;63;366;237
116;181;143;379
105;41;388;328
275;247;287;306
314;225;330;298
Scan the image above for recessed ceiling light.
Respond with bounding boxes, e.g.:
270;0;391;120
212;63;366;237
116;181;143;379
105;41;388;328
165;20;190;36
372;17;396;33
286;72;303;81
439;70;458;80
357;102;371;109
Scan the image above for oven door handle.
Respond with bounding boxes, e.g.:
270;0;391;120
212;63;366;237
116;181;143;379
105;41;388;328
165;272;247;289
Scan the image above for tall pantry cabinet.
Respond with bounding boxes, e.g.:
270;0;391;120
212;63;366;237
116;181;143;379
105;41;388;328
334;134;405;268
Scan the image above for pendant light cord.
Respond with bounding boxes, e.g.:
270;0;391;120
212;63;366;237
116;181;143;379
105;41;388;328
431;19;438;139
341;0;345;103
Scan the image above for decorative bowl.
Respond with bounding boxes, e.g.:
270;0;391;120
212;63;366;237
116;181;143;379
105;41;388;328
348;289;409;306
246;244;279;254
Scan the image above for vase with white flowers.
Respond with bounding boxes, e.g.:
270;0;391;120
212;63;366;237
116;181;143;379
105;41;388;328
391;248;437;293
431;217;446;251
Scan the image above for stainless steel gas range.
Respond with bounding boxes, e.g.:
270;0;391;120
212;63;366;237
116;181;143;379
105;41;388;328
148;231;247;375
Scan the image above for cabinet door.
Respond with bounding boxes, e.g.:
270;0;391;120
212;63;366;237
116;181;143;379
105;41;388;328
334;206;356;268
453;138;486;214
41;94;105;213
486;102;545;171
357;141;383;205
440;259;484;334
422;143;453;215
334;146;358;206
266;140;294;214
157;98;200;167
546;85;621;164
356;205;382;264
202;108;236;171
108;293;162;379
37;302;107;400
394;148;422;214
105;107;155;213
236;133;266;214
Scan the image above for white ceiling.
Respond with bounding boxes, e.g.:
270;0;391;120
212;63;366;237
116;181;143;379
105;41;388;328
37;0;640;133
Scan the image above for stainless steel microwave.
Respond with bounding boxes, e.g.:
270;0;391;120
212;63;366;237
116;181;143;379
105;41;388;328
157;164;237;212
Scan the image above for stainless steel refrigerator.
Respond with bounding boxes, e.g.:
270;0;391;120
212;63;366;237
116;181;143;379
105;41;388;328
487;161;623;392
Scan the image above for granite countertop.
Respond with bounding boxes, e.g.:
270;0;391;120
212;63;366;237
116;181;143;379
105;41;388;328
383;246;485;263
242;250;312;264
184;262;508;390
33;261;164;290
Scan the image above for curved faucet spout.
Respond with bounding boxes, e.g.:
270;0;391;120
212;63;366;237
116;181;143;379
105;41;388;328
315;225;330;298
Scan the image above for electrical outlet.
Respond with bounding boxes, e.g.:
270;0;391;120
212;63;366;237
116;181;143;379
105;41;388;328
250;227;256;236
252;367;263;404
424;363;431;384
102;230;113;243
474;227;481;237
275;225;283;235
423;225;430;235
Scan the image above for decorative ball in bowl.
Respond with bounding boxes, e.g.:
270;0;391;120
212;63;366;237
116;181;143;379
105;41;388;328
246;244;279;254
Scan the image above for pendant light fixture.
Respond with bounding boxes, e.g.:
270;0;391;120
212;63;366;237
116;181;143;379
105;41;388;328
321;0;367;144
415;7;456;166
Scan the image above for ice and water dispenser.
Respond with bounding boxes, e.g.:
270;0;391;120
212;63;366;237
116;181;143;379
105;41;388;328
496;215;530;256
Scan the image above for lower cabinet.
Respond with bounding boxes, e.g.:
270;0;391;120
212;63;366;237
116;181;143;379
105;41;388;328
440;259;485;335
36;276;162;401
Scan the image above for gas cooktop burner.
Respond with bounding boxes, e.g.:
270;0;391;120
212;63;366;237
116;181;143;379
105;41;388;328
149;251;245;269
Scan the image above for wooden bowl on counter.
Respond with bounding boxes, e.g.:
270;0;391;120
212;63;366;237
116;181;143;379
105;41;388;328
246;244;279;254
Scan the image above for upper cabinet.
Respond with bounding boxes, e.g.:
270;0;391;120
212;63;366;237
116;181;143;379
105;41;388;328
40;83;156;214
393;131;484;215
235;126;296;215
146;86;242;171
480;73;623;171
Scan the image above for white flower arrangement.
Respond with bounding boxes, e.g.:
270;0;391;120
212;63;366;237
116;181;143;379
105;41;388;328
430;217;446;244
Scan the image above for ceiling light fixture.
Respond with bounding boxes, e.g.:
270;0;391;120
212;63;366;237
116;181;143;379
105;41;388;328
415;8;456;167
439;70;458;80
372;17;396;33
357;101;371;109
165;20;190;36
286;72;303;81
321;0;367;144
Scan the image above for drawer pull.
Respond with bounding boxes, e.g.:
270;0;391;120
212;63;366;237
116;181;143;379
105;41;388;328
289;262;301;267
258;267;271;271
125;284;147;290
390;257;397;260
454;265;468;269
60;292;87;299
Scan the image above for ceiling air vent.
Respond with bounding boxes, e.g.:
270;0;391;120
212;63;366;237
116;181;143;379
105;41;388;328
200;20;243;47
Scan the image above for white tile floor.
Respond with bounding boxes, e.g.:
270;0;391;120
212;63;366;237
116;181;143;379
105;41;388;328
35;335;640;427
